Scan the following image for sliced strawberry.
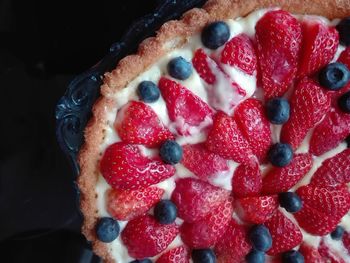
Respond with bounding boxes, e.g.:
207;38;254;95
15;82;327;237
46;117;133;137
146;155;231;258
255;10;302;99
171;178;230;223
192;48;217;84
299;19;339;78
310;149;350;188
281;78;331;150
232;161;262;198
236;195;278;224
206;111;253;164
181;143;229;181
214;219;252;263
343;231;350;254
264;210;303;255
318;240;346;263
115;101;173;147
262;153;313;194
107;187;164;221
121;215;179;259
299;243;324;263
234;98;272;161
309;107;350;156
220;33;257;75
158;77;213;135
180;198;233;248
155;246;189;263
100;142;175;190
338;46;350;69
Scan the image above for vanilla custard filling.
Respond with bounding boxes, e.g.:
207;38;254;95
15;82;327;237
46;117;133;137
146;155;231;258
94;8;350;262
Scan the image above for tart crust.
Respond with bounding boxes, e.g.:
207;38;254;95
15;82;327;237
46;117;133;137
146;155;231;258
77;0;350;262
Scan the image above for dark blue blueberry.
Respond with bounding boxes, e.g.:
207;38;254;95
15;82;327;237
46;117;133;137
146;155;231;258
282;250;304;263
319;62;350;91
192;249;216;263
246;250;265;263
201;21;230;49
331;225;345;240
338;91;350;113
167;57;192;80
346;135;350;147
279;192;302;213
268;143;293;167
159;140;183;164
266;98;290;124
137;81;160;103
336;17;350;46
249;225;272;252
129;259;152;263
96;217;120;243
154;200;177;224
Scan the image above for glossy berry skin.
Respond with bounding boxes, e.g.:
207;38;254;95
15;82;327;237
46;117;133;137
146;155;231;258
96;217;120;243
130;260;152;263
249;225;272;252
154;200;178;225
279;192;302;213
319;62;350;90
338;91;350;113
268;143;293;167
191;249;216;263
246;250;265;263
167;57;192;80
331;226;345;240
266;98;290;124
137;81;160;103
336;17;350;46
201;21;230;49
159;140;183;164
282;250;304;263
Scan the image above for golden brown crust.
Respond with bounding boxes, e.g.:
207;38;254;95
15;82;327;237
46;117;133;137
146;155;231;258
77;0;350;262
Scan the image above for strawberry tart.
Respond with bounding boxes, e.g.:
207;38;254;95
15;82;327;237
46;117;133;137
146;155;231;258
78;0;350;262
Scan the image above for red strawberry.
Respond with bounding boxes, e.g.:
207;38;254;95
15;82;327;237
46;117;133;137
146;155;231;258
338;46;350;69
343;231;350;254
158;77;213;135
310;149;350;188
281;78;331;150
192;48;217;84
299;243;324;263
236;195;278;224
100;142;175;190
206;111;253;164
318;241;346;263
156;246;189;263
255;10;302;99
262;153;313;194
115;101;173;147
106;187;164;221
220;33;257;75
181;143;229;182
299;19;339;77
264;210;303;255
121;215;179;259
171;178;230;223
214;219;252;263
180;198;233;248
232;162;262;198
234;98;272;161
309;107;350;156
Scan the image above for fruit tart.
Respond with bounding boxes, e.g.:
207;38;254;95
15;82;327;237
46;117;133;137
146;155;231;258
78;0;350;262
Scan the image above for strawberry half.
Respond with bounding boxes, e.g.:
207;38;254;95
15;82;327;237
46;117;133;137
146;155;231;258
100;142;175;190
121;215;179;259
115;101;173;147
318;240;346;263
299;243;324;263
343;231;350;255
107;187;164;221
192;48;217;85
155;246;189;263
262;153;313;194
232;161;262;198
255;10;302;99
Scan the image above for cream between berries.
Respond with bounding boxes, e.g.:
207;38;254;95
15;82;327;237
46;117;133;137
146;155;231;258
95;8;350;263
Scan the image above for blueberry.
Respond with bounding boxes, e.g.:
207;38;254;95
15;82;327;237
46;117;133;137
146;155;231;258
154;200;177;224
336;18;350;46
96;217;120;243
192;249;216;263
137;81;160;103
249;225;272;252
129;259;152;263
167;57;192;80
279;192;302;213
282;250;304;263
268;143;293;167
159;140;183;164
319;62;350;91
266;98;290;124
331;226;345;240
338;91;350;113
201;21;230;49
246;249;265;263
346;135;350;147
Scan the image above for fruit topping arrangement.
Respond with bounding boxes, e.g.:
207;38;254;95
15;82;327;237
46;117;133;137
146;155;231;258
95;9;350;263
